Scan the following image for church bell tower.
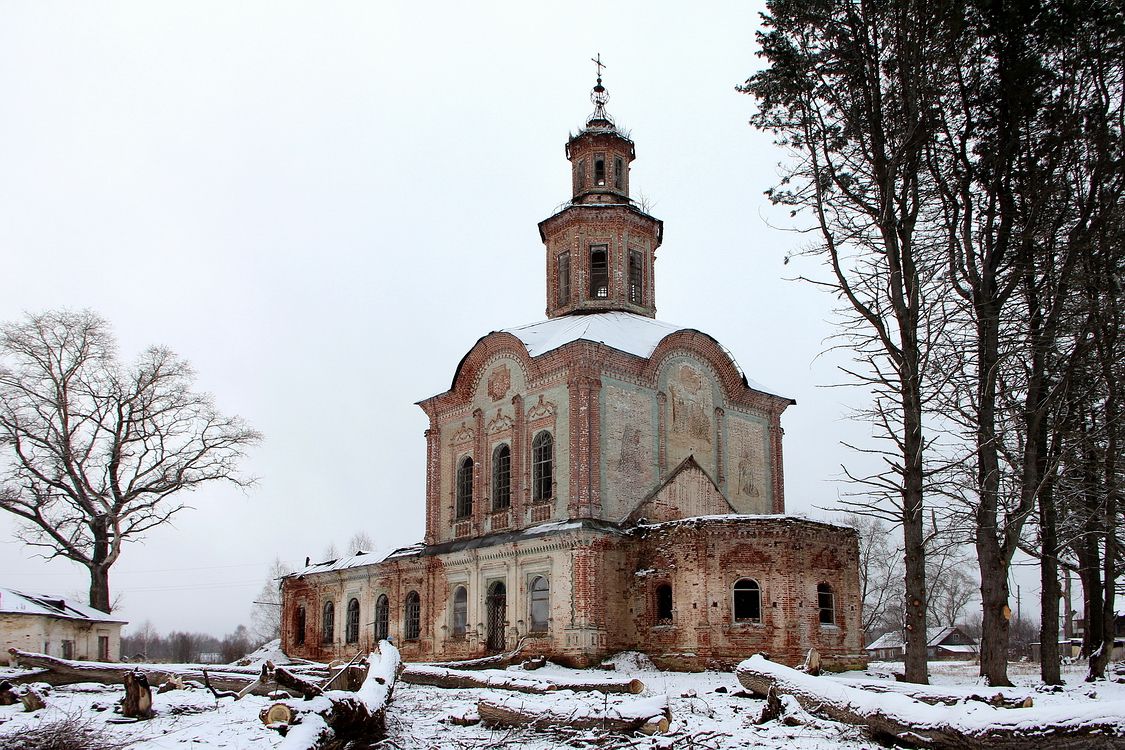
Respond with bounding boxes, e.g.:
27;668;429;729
538;60;663;319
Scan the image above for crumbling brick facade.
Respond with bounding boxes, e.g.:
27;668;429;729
280;80;865;672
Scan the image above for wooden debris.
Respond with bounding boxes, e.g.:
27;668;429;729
798;648;821;676
157;675;185;693
478;692;670;735
0;680;17;706
424;637;527;670
20;686;45;712
736;654;1125;750
401;664;645;695
274;664;324;699
201;669;240;700
521;656;547;670
122;670;153;719
752;684;783;725
260;702;297;725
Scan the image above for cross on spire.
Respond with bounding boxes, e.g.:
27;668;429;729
591;53;606;82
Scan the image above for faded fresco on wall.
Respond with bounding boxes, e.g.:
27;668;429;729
602;381;656;520
664;359;716;474
726;414;770;514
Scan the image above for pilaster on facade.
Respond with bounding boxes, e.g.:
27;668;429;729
424;427;440;545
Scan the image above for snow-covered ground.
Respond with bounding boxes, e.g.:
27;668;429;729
1;658;1122;749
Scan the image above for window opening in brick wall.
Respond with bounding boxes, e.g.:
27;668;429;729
529;575;550;632
556;251;571;307
405;591;421;640
322;600;335;643
62;640;74;660
589;245;608;298
486;581;507;652
733;579;762;623
655;584;673;624
492;443;511;510
98;635;110;661
532;431;554;502
294;606;306;645
452;586;468;636
817;583;835;625
346;598;360;644
577;160;586;192
628;249;644;304
594;153;606;186
374;595;389;641
455;456;474;519
614;156;624;190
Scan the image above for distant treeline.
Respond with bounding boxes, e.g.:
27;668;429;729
119;623;261;665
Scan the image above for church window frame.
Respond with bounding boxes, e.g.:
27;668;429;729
614;156;624;190
733;578;762;623
529;575;550;633
628;249;644;305
455;455;474;519
594;152;606;186
817;583;836;625
404;591;421;641
655;583;673;625
345;597;360;644
374;594;389;641
294;606;306;646
451;585;468;637
556;251;571;307
576;159;586;192
492;443;511;511
531;431;554;502
589;244;609;299
322;600;335;644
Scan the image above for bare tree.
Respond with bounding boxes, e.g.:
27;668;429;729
0;310;261;613
250;557;291;643
347;531;375;555
848;514;903;641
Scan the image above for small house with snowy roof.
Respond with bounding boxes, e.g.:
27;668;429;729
280;73;864;671
0;587;126;665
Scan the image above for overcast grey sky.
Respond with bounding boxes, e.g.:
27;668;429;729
1;1;1031;637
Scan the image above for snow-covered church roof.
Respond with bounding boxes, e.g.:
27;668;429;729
0;587;127;624
502;311;788;399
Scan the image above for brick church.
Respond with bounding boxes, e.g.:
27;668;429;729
280;73;864;671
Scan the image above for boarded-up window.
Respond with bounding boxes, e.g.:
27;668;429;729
628;249;643;304
733;579;761;623
346;598;360;644
456;456;474;519
589;245;608;299
374;595;389;641
557;252;571;307
492;444;511;510
532;432;554;502
452;586;468;636
529;576;550;632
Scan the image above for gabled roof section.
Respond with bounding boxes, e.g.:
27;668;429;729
621;454;736;526
0;587;127;624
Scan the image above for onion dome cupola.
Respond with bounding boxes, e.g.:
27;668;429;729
539;56;664;320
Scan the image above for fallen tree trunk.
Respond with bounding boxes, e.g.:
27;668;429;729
478;692;670;735
736;654;1125;749
401;664;644;694
848;680;1033;709
7;649;269;696
425;638;527;670
264;641;401;750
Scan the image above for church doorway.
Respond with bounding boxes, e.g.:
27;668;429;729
486;581;507;652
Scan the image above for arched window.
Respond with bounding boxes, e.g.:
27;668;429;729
294;606;306;646
345;598;360;644
374;595;389;641
817;583;835;625
628;249;644;305
532;432;554;502
322;600;335;644
529;576;550;632
655;584;673;624
452;586;468;637
492;444;511;511
456;456;474;519
589;244;609;298
733;579;761;623
405;591;421;641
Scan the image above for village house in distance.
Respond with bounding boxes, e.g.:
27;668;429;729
281;73;864;671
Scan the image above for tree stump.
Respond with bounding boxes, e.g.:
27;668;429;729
20;687;45;712
122;669;153;719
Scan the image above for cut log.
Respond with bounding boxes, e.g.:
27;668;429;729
122;670;153;719
263;641;401;750
478;692;670;735
401;664;645;695
424;637;527;670
0;680;16;706
521;656;547;670
157;675;185;693
20;686;45;712
260;702;297;725
274;664;325;699
6;648;270;696
736;654;1125;749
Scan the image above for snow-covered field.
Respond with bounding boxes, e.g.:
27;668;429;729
1;658;1122;749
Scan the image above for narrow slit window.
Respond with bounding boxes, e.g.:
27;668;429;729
614;156;624;190
456;456;474;519
492;444;511;510
594;153;606;186
589;245;608;299
628;249;643;305
556;251;571;307
577;160;586;192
